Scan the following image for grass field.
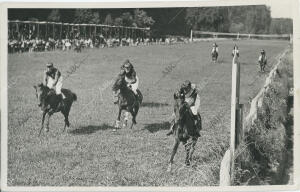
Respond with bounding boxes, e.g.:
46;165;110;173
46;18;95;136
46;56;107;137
7;40;289;186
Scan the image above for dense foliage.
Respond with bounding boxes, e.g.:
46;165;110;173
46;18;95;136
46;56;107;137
8;5;292;37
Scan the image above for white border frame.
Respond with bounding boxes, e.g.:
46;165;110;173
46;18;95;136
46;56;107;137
1;0;300;191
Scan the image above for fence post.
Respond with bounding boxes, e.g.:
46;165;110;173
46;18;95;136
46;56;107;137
230;52;240;184
190;29;193;42
236;104;244;146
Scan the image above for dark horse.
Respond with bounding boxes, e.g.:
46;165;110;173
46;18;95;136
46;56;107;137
211;50;218;63
34;83;77;136
167;91;201;172
112;77;143;130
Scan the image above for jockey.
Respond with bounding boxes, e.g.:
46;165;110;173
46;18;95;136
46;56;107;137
43;62;65;108
258;49;267;63
232;44;239;57
113;59;139;104
166;80;201;137
212;42;219;54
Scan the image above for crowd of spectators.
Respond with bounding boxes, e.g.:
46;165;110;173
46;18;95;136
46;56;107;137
8;33;189;54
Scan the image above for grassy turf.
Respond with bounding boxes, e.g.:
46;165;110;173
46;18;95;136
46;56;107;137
7;40;289;186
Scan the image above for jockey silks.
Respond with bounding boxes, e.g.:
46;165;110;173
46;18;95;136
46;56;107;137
184;84;201;115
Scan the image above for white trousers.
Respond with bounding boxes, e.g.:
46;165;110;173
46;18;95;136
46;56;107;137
125;76;139;94
189;94;201;115
47;76;63;95
171;94;201;120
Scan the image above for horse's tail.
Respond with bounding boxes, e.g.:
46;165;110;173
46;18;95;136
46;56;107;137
72;93;77;101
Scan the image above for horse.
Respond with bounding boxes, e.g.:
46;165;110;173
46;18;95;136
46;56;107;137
211;49;218;63
112;77;143;130
74;43;82;53
258;55;267;72
34;83;77;136
167;91;201;172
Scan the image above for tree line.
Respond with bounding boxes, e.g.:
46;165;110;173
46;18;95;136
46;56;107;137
8;5;292;37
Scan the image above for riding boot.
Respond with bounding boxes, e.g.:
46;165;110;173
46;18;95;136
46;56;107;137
57;94;64;110
134;93;139;103
193;115;201;137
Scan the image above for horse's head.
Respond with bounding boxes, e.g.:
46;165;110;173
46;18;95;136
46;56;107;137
33;83;50;110
112;75;127;92
173;90;188;123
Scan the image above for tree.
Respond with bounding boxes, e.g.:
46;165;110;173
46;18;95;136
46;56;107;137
121;12;134;26
74;9;100;24
114;17;123;26
133;9;155;27
269;18;293;34
104;14;113;25
47;9;61;22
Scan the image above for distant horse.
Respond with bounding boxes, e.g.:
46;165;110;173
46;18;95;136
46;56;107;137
112;77;143;130
167;90;200;172
258;55;267;72
74;43;82;52
34;83;77;136
211;49;218;63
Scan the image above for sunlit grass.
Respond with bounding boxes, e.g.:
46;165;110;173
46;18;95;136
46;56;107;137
7;40;288;186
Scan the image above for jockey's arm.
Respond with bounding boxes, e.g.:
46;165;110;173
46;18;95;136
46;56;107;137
195;92;201;109
128;70;137;84
43;71;48;86
131;76;137;84
53;70;61;86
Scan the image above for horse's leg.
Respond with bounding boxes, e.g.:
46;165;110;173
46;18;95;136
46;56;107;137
38;111;47;136
115;107;122;129
63;111;70;132
188;137;198;166
132;103;139;125
62;103;71;132
45;112;52;132
184;140;191;166
123;110;130;128
128;106;137;129
167;138;180;172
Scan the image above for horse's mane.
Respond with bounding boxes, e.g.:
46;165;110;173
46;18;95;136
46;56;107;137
38;83;50;92
173;90;187;121
112;75;126;92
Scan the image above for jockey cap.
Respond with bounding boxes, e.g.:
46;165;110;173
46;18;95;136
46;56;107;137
46;62;53;68
261;49;265;54
181;80;192;94
123;59;132;69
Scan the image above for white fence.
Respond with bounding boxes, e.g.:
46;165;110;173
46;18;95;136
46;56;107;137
190;30;292;43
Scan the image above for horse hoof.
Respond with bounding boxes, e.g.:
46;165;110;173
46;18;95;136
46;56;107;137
113;129;117;132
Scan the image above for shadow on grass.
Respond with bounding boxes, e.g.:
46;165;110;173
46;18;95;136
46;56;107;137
141;102;169;108
143;121;170;133
69;124;114;135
